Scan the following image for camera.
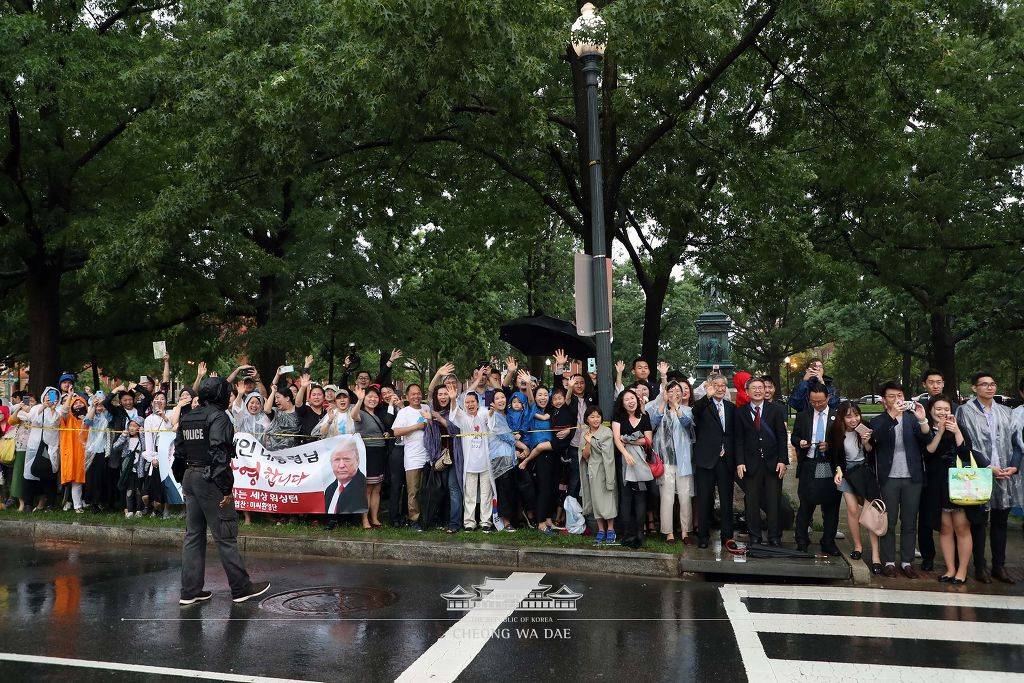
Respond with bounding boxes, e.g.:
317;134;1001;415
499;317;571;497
346;343;361;369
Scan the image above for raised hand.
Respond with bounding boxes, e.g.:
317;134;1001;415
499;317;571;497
304;354;314;369
614;359;625;374
435;362;455;378
505;356;518;373
657;361;669;377
197;361;208;378
553;348;568;366
389;348;403;364
299;372;312;388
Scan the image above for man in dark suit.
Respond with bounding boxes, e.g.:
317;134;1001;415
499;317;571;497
324;445;367;515
791;385;841;555
736;377;788;545
869;381;929;579
692;372;737;548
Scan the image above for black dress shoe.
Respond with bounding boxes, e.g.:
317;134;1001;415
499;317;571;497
921;560;934;572
698;540;709;549
796;544;809;553
821;545;843;557
767;539;780;548
849;550;862;560
976;568;993;584
992;567;1015;584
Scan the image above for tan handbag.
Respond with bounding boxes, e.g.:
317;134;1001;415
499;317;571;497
858;498;888;536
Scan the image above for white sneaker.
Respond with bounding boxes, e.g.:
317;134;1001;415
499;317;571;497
63;502;72;512
125;510;132;518
835;530;845;540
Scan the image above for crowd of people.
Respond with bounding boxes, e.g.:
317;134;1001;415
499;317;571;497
1;349;1022;586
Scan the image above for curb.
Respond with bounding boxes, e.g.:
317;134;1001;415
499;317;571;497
0;519;851;582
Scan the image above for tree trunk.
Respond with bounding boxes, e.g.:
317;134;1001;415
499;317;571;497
639;275;669;364
929;311;957;394
901;317;913;391
25;265;60;396
253;272;286;386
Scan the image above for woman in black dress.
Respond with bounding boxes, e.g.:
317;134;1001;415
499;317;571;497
924;395;973;584
351;387;391;529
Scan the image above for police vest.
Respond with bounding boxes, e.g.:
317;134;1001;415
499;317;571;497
178;409;213;467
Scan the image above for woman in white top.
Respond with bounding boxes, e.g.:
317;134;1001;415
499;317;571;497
448;374;494;531
23;386;61;511
313;389;356;437
142;391;173;515
391;384;432;530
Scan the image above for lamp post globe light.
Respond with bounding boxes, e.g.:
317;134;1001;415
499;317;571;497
571;3;614;417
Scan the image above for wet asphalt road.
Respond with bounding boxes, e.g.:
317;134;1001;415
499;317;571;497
1;538;1023;681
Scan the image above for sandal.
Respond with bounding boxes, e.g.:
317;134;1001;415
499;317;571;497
371;522;382;529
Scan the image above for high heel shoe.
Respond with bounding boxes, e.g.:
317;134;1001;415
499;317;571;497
951;577;967;585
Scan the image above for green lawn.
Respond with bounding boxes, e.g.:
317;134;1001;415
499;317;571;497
0;507;684;554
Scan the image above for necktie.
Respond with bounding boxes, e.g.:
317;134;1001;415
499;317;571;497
754;405;761;431
814;412;825;444
717;402;725;429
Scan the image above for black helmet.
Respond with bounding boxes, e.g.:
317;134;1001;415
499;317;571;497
198;377;231;410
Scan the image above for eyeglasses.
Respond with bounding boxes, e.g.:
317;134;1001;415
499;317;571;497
976;382;997;388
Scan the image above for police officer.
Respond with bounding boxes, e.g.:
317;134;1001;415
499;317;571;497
176;377;269;605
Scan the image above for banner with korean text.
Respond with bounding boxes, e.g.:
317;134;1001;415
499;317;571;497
230;432;368;515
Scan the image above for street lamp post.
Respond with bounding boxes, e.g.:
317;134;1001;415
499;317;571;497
572;3;614;417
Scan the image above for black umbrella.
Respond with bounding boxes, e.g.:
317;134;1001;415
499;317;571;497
499;313;596;359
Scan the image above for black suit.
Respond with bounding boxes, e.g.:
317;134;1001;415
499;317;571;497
692;395;737;544
791;408;840;550
325;471;367;514
735;401;788;543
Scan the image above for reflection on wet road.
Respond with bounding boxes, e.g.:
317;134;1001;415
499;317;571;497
0;538;1022;681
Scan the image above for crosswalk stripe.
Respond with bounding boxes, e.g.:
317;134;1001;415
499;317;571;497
721;585;1024;682
748;612;1024;645
736;584;1024;610
395;572;546;683
0;652;313;682
768;659;1024;681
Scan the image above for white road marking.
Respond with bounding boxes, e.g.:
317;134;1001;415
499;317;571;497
737;584;1024;610
395;571;546;683
721;584;1024;682
0;652;314;682
768;660;1024;682
719;586;777;682
748;612;1024;645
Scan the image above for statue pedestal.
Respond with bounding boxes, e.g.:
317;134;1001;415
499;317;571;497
694;311;734;383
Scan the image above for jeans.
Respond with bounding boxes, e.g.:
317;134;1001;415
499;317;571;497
181;468;252;600
566;446;581;499
971;507;1011;571
535;451;559;522
387;446;406;525
446;466;463;531
880;477;922;565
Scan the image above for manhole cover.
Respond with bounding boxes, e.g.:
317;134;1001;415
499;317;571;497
260;586;397;615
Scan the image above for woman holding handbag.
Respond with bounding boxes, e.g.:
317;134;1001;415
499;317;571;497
612;390;654;548
925;396;974;584
829;402;880;570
